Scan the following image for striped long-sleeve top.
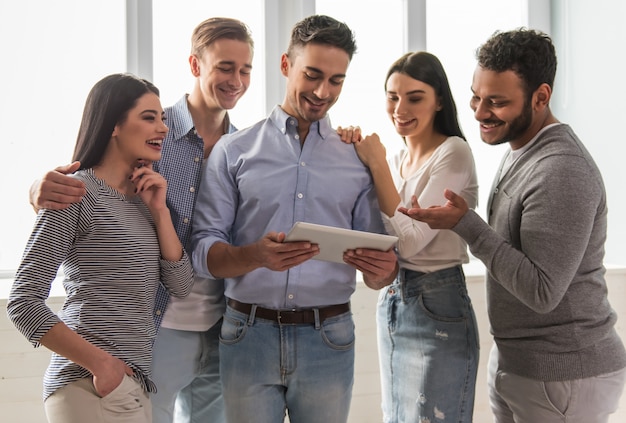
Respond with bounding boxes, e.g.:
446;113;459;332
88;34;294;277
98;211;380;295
7;168;194;400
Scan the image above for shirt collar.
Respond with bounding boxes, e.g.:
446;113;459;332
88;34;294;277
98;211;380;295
168;94;236;141
509;122;561;160
168;95;196;141
269;105;333;140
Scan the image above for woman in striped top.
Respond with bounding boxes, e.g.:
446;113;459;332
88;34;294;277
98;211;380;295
7;73;194;423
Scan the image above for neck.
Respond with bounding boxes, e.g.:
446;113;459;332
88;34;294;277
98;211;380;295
404;130;447;160
92;154;137;196
187;93;228;158
511;110;559;150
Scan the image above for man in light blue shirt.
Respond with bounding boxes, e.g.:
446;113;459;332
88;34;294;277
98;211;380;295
190;14;398;423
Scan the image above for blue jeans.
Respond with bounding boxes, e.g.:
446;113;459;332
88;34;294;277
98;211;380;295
219;303;355;423
377;266;479;423
150;321;224;423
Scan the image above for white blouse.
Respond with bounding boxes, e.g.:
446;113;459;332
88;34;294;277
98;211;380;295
383;136;478;272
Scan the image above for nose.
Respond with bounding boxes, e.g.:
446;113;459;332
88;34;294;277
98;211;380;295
227;72;242;88
472;98;490;121
313;80;331;100
394;97;408;114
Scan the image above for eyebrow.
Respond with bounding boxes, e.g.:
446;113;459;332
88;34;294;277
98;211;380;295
470;88;508;99
305;66;346;79
141;109;165;116
217;60;253;69
387;89;426;95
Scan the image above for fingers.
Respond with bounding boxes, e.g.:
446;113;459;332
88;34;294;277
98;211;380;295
124;364;135;376
32;169;86;210
343;248;397;289
261;233;319;271
55;161;81;175
336;125;362;143
129;166;166;193
410;194;420;208
343;248;395;273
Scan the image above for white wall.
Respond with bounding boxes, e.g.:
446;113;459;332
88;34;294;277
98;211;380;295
550;0;626;266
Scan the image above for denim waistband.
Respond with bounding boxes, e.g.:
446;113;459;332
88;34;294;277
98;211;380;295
397;265;465;293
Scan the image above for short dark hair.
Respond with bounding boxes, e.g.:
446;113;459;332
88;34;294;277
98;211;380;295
476;28;557;97
386;51;465;140
72;73;160;169
191;17;254;58
287;15;356;60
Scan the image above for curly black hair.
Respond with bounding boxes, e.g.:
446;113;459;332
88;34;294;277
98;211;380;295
476;28;557;97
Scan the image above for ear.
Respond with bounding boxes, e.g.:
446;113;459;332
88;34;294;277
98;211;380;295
189;55;201;77
436;96;443;111
533;83;552;110
280;53;290;77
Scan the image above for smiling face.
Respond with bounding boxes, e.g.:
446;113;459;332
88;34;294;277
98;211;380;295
111;92;168;165
280;43;350;133
385;72;441;140
469;66;535;149
191;38;253;111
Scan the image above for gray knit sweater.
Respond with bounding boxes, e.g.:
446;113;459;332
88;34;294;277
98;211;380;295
454;123;626;381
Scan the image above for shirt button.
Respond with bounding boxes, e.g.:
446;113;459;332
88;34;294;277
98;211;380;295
297;193;303;199
494;188;499;194
189;187;195;193
183;218;189;224
194;157;200;163
301;161;306;166
288;294;294;299
155;310;162;316
294;134;300;140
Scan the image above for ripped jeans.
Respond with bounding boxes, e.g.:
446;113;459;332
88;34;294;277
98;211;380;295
377;265;479;423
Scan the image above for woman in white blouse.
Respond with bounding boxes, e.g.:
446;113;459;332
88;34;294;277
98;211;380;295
339;51;479;423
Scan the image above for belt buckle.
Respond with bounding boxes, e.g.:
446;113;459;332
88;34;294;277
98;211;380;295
276;308;297;323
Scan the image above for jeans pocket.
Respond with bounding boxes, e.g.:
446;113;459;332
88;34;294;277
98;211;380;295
418;291;467;322
320;314;355;350
219;312;248;345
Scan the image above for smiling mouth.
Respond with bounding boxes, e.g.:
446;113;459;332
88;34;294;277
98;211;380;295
221;89;241;97
146;139;163;147
481;121;503;129
394;117;416;126
304;96;327;108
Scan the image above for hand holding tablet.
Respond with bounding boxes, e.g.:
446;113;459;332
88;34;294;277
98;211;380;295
284;221;398;264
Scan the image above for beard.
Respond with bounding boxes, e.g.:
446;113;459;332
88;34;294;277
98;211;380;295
489;98;533;145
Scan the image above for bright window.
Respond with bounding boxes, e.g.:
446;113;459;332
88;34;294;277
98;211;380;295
0;0;126;272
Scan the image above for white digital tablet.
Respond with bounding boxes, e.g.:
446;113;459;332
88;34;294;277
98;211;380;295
284;221;398;264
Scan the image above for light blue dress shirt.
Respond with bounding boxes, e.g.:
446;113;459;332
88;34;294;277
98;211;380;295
191;106;384;309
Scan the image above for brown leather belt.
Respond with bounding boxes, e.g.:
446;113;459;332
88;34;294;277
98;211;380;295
227;298;350;324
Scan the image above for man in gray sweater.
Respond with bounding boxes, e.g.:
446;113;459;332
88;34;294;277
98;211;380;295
399;28;626;422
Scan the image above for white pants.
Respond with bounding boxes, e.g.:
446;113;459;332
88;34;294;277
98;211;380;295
44;375;151;423
488;344;626;423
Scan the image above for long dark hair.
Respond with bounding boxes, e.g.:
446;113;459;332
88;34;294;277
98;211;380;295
386;52;465;140
72;73;159;170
